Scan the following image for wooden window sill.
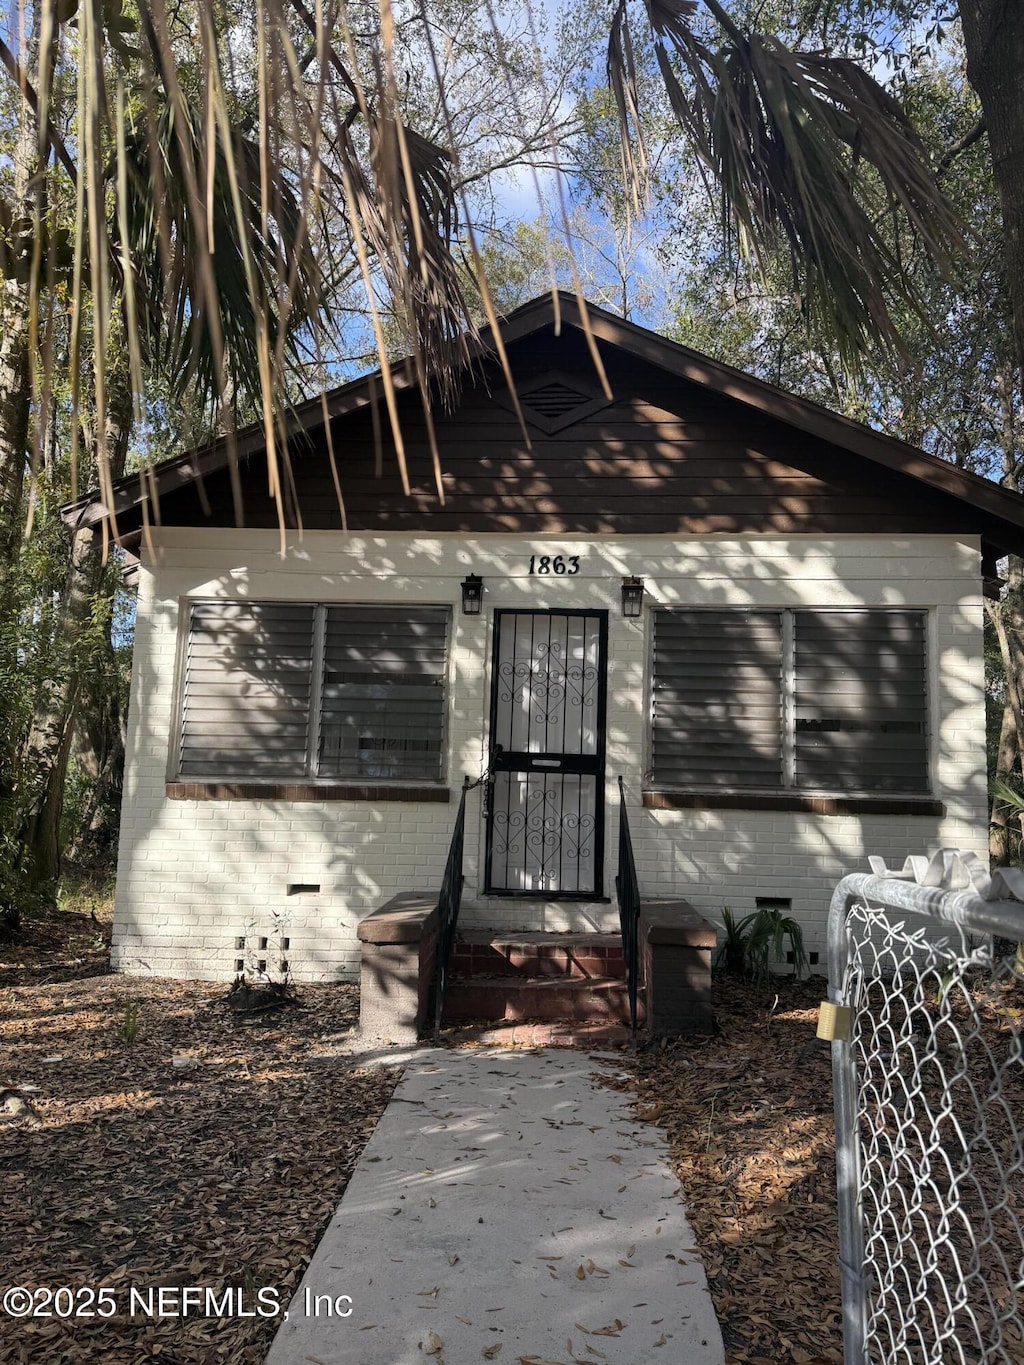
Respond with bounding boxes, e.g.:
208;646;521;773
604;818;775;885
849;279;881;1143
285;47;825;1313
166;781;451;803
642;791;945;817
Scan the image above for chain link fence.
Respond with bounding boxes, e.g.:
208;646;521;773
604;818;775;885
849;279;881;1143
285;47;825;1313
825;851;1024;1365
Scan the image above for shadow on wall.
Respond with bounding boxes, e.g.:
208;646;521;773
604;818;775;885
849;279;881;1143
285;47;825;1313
115;520;985;980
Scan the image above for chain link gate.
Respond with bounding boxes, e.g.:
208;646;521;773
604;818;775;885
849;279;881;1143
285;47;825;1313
825;851;1024;1365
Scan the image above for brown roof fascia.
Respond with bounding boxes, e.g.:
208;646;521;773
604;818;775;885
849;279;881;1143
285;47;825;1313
60;359;423;530
58;293;581;530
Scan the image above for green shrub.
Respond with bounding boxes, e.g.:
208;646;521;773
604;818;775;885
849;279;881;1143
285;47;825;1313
714;906;807;984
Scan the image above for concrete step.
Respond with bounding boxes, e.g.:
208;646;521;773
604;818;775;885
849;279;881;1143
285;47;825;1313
444;1021;639;1049
442;972;644;1026
451;931;624;982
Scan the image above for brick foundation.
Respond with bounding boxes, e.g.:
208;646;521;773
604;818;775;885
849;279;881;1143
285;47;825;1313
640;899;716;1036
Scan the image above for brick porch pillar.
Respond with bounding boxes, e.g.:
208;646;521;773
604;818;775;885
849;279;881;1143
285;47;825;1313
357;894;439;1045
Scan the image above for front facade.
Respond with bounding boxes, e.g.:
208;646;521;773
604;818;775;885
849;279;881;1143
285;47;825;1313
72;295;1024;982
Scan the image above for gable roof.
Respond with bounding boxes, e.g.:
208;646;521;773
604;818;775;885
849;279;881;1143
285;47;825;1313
62;290;1024;559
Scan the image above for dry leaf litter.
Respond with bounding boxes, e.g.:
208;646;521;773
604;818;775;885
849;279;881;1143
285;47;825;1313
11;909;1003;1365
1;904;398;1364
592;977;844;1364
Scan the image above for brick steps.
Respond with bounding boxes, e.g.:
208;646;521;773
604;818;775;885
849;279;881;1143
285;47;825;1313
450;932;624;981
443;933;642;1027
358;898;713;1047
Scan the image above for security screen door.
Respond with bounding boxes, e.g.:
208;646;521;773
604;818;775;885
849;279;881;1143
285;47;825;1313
484;610;608;898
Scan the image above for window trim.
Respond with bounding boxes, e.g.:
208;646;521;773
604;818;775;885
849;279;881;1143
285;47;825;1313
645;605;932;800
170;597;452;788
166;781;452;803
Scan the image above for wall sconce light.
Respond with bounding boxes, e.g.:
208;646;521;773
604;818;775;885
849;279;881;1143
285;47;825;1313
621;575;645;618
461;574;484;615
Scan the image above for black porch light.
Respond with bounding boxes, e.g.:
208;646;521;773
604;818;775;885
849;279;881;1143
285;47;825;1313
461;573;484;615
621;575;645;618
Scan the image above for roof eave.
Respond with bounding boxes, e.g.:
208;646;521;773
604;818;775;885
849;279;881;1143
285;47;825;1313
60;290;1024;555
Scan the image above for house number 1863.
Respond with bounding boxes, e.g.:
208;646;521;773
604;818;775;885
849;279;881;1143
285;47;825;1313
528;554;580;575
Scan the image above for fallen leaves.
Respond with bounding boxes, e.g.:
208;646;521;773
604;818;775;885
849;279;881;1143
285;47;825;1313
599;975;844;1365
1;931;398;1365
575;1318;624;1337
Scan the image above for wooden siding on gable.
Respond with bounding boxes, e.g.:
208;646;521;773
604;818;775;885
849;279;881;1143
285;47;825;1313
146;329;987;538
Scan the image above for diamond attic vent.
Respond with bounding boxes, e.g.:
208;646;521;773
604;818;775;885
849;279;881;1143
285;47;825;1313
522;381;592;421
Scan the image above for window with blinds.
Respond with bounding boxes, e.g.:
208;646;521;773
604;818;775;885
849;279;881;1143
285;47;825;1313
319;608;448;780
650;608;929;794
180;603;316;777
793;610;928;793
651;610;784;789
178;602;449;782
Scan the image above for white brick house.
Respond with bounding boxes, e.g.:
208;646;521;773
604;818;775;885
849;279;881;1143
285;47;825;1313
65;293;1024;982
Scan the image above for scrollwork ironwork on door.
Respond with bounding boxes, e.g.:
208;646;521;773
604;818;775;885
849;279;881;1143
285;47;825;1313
490;774;598;893
486;611;607;897
496;638;599;739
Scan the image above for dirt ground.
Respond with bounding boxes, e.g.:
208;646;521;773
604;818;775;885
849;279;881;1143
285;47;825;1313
2;905;840;1365
0;905;398;1364
614;978;843;1365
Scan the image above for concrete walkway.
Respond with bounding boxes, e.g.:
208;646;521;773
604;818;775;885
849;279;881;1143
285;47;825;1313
266;1047;724;1365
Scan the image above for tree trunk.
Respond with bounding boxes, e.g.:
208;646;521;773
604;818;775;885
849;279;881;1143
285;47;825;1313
67;623;127;869
18;526;102;892
0;9;49;936
986;552;1024;875
0;286;31;578
0;3;52;594
959;1;1024;393
989;694;1019;864
18;368;132;892
959;8;1024;871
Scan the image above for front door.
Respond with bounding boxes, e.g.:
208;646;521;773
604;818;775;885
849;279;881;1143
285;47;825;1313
484;610;608;898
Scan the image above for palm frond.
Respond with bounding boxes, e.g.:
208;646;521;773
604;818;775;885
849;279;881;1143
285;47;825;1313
992;777;1024;814
114;100;319;410
609;0;970;366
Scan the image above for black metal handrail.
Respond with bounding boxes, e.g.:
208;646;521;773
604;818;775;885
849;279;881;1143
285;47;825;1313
615;775;640;1048
432;775;475;1040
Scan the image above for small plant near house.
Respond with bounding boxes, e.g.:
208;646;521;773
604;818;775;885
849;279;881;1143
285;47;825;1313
714;907;807;985
716;907;751;976
224;910;298;1017
118;1001;140;1048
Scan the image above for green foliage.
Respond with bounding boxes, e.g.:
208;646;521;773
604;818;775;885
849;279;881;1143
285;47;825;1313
56;866;116;917
117;1001;140;1048
607;0;969;371
745;908;808;984
991;777;1024;866
715;906;808;984
613;5;1019;483
0;817;52;936
992;777;1024;813
716;906;751;975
